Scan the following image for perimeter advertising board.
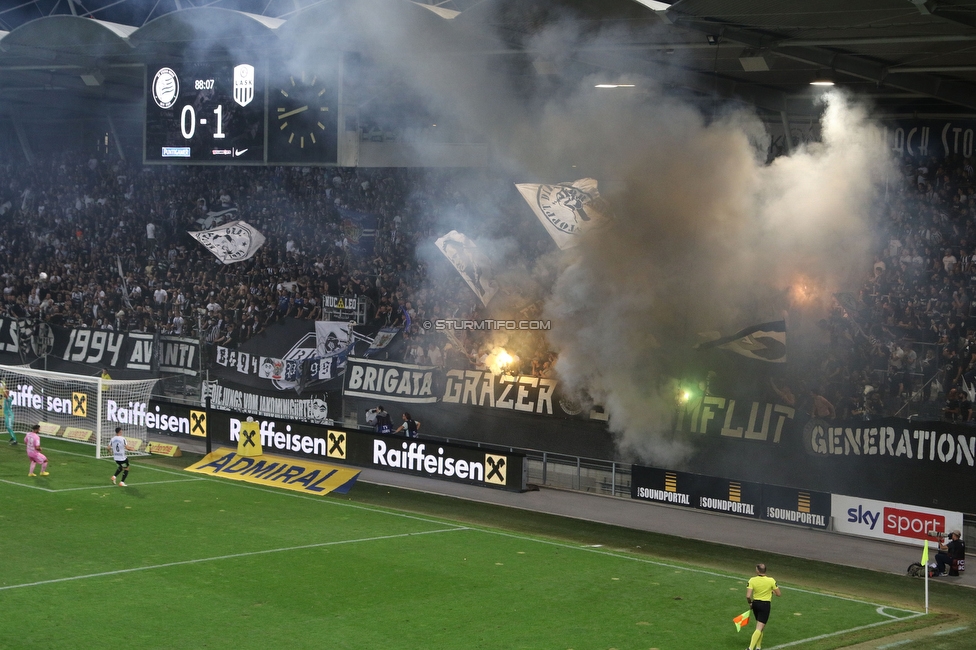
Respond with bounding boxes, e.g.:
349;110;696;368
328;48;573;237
830;494;963;548
204;409;526;492
631;465;830;529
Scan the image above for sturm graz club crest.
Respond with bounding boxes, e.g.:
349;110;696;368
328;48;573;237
152;67;179;109
233;64;255;107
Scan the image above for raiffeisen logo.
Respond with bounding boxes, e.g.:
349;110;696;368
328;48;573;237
373;439;488;482
106;400;192;434
229;417;329;456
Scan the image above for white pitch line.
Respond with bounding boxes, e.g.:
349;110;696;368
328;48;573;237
469;525;923;617
876;639;914;649
27;445;191;477
0;476;205;492
47;478;206;492
0;527;467;592
6;442;930;646
765;616;927;649
933;625;969;635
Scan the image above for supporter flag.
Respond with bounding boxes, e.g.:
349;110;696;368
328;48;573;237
337;207;378;255
733;609;752;631
434;230;498;307
189;220;266;264
696;320;787;363
515;178;612;250
364;327;400;359
196;205;239;230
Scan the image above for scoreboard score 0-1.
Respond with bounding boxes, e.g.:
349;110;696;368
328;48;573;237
144;61;266;164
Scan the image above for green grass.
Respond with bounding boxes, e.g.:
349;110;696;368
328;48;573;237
0;437;967;649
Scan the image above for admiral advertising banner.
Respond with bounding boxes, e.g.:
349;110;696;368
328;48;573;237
204;409;527;492
212;318;350;393
0;317;199;376
186;448;361;496
631;465;831;529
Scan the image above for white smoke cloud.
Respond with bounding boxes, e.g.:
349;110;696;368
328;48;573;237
277;4;895;464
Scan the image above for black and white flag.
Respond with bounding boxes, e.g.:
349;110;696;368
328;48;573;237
696;320;787;363
434;230;498;306
189;220;265;265
515;178;612;250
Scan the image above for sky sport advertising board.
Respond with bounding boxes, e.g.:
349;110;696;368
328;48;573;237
205;409;526;492
830;494;963;548
631;465;831;529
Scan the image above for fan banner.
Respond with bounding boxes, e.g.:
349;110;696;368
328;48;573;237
212;318;349;392
0;318;199;376
189;220;266;264
344;358;439;404
434;230;498;306
337;207;378;255
515;178;612;250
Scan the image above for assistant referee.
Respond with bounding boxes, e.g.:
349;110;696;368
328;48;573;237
745;563;782;650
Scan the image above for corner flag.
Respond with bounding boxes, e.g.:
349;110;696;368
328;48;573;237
733;609;752;631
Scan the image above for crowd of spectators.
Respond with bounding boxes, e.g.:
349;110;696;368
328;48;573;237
0;152;557;378
4;147;976;424
807;152;976;423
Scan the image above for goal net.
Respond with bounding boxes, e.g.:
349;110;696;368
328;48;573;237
0;364;158;459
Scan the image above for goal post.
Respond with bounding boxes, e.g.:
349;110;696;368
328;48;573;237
0;364;158;459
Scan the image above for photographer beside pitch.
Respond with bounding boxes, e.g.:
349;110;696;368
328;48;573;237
745;563;781;650
935;530;966;576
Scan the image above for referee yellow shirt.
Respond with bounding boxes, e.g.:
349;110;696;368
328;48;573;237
747;575;778;601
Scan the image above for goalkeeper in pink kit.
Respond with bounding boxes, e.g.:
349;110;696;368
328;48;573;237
25;424;49;476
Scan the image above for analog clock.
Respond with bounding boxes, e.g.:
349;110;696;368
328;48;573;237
268;68;339;164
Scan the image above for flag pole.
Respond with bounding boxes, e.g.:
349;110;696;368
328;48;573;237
922;537;930;614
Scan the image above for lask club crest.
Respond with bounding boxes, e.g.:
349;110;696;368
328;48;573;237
233;64;255;107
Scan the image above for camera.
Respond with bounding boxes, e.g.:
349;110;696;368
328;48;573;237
927;530;949;539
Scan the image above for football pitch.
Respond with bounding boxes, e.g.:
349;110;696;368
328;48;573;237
0;437;954;649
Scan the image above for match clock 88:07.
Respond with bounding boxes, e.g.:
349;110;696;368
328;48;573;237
144;62;266;164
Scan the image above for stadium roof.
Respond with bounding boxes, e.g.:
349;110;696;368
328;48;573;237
2;0;976;124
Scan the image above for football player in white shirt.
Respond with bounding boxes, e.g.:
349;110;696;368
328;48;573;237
110;427;134;486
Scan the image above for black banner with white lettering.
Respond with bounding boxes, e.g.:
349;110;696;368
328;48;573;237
0;318;199;377
204;409;526;491
631;465;830;528
203;379;340;426
674;404;976;513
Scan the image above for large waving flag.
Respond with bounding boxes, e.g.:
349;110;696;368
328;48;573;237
434;230;498;306
696;320;787;363
515;178;612;250
189;220;266;264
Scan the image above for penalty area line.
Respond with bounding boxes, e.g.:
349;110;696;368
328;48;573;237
0;527;467;592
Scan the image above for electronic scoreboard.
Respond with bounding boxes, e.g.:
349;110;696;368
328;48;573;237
145;59;340;165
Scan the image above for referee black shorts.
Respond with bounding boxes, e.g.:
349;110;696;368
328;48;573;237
751;599;771;624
